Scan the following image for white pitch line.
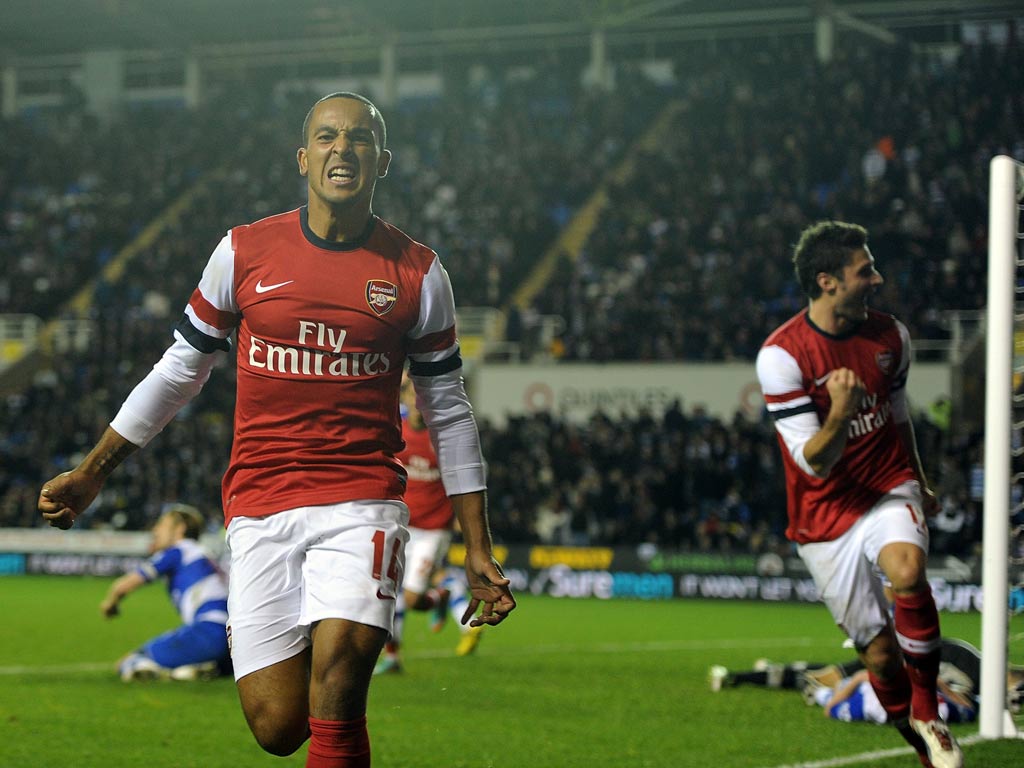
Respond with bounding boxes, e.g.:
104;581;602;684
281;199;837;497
4;657;1006;767
758;734;986;768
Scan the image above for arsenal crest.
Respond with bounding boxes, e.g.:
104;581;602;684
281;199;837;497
366;279;398;316
876;350;893;373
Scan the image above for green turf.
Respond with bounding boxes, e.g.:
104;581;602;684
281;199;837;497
1;576;1021;767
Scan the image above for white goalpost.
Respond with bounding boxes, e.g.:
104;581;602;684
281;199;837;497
981;154;1024;739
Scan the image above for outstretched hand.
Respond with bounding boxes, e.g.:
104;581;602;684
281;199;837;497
461;551;517;628
38;470;103;530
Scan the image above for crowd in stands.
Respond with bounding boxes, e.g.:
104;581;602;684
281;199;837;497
481;404;790;550
529;38;1023;361
0;67;661;320
0;66;657;534
0;107;224;318
378;66;664;307
1;33;1018;559
478;403;982;558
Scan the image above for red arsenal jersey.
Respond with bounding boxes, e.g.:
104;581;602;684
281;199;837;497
398;417;454;530
756;309;916;544
182;208;458;524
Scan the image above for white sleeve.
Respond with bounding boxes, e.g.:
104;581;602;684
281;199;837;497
183;233;239;344
404;257;485;494
407;257;459;363
755;345;824;479
110;331;223;447
889;320;911;424
411;369;487;496
109;235;236;446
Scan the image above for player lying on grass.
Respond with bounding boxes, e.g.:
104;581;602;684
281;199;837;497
101;503;231;681
803;668;975;725
709;657;975;726
708;638;1024;724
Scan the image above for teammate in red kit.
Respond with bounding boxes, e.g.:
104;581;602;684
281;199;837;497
38;92;516;768
374;373;484;675
756;221;961;768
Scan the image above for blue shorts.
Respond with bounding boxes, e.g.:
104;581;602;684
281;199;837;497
142;620;229;669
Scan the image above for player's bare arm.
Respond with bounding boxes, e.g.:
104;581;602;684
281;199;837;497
802;367;865;477
895;419;939;515
38;426;138;529
823;669;870;714
100;571;147;618
450;490;516;627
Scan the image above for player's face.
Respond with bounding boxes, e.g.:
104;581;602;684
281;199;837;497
833;247;883;322
297;98;392;213
148;514;182;554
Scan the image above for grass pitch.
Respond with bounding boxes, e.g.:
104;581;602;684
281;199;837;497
1;575;1021;767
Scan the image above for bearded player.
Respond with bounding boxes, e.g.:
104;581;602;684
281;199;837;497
756;221;961;768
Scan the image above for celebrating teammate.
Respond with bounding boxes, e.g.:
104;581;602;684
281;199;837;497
755;221;961;768
38;91;515;768
103;503;231;681
374;372;484;674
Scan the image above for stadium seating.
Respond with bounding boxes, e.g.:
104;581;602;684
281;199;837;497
529;38;1022;361
0;36;1016;557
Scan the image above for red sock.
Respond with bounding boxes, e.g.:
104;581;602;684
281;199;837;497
867;668;932;764
867;666;912;721
306;716;370;768
893;588;942;722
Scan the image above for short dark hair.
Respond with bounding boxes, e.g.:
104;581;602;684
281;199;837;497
792;221;869;299
164;503;205;540
301;92;387;150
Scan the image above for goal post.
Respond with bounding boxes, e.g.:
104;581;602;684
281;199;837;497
981;154;1022;738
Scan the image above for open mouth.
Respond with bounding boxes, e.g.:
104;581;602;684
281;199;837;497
327;166;357;185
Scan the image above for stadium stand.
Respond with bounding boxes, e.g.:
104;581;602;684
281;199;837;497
528;38;1024;361
0;32;1018;562
0;76;656;531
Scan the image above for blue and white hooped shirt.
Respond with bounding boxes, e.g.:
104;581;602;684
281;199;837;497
137;539;229;626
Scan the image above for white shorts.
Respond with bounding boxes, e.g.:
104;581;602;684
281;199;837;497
798;481;929;649
402;526;453;595
225;500;409;681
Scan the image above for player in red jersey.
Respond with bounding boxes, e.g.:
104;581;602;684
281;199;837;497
38;92;515;768
756;221;961;768
374;372;484;675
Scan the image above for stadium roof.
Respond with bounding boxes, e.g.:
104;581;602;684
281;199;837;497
0;0;1020;61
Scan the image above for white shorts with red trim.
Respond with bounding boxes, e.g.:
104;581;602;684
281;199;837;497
224;500;409;681
797;480;929;649
402;526;453;595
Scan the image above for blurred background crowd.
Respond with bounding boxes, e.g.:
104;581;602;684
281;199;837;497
1;28;1021;560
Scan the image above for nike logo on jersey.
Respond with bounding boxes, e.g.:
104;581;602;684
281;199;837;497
813;373;831;387
255;279;294;294
376;589;396;601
